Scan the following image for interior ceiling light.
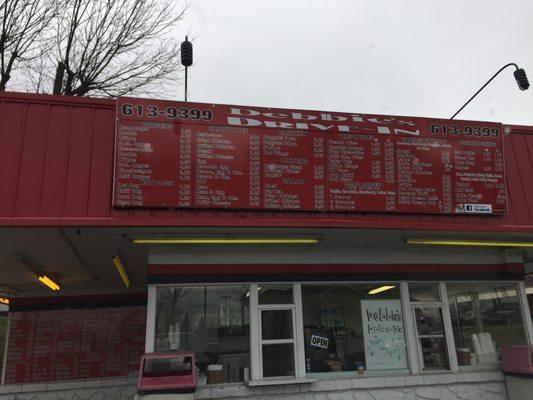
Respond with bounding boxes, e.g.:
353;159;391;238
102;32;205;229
38;275;60;291
131;238;320;245
368;285;396;295
111;253;131;288
0;297;9;305
406;239;533;248
12;253;62;291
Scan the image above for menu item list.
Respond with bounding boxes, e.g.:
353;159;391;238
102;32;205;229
4;307;146;384
113;99;506;215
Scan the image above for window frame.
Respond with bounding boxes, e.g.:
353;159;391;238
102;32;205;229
517;281;533;345
0;311;9;386
250;283;306;381
408;282;458;373
258;307;296;378
147;279;532;385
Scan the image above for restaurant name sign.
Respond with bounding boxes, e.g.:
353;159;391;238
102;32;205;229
113;97;506;215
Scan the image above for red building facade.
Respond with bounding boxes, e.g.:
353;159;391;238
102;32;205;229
0;92;532;399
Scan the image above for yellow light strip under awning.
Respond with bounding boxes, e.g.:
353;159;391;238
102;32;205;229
406;239;533;248
38;275;60;291
112;255;131;288
132;238;320;245
0;297;9;305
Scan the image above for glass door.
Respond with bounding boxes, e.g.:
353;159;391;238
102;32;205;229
413;306;450;371
259;307;297;378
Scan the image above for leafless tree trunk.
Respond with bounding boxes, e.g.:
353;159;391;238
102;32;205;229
49;0;186;97
0;0;57;91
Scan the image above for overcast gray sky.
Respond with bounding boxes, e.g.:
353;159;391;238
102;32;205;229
177;0;533;126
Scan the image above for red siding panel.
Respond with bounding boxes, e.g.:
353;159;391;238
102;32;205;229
0;101;27;216
15;103;49;217
0;92;533;232
40;105;72;216
63;107;95;217
87;107;116;217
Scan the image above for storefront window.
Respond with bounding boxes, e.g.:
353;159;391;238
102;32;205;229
447;282;526;370
413;307;450;371
301;284;408;375
262;343;295;378
155;286;250;384
0;311;6;378
258;285;293;304
409;283;440;302
526;281;533;321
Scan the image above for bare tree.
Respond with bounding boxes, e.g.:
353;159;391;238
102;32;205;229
0;0;57;91
49;0;186;97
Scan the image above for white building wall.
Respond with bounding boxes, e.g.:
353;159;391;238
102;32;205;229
148;242;508;266
0;372;508;400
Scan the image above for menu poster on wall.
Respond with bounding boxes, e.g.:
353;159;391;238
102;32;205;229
114;97;507;215
4;307;146;384
361;299;408;371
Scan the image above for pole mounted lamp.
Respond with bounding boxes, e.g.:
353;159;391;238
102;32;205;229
181;36;193;102
450;63;529;119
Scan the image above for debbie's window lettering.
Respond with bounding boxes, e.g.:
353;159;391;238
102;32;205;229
361;300;408;371
365;307;404;335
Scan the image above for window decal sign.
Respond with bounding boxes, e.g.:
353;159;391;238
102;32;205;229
361;299;408;371
114;97;507;215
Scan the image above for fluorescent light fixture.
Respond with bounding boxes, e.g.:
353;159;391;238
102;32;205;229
112;254;131;288
38;275;60;291
0;297;9;305
368;285;396;295
12;254;61;291
131;238;320;245
406;239;533;248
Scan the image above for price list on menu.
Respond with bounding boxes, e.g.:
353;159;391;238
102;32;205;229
114;99;507;215
31;311;57;382
4;307;146;384
114;121;180;207
396;137;453;213
328;133;397;212
193;125;255;208
263;130;326;210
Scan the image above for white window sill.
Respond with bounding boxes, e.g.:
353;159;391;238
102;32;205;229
245;377;317;386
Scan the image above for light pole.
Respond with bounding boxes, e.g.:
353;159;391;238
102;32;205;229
181;36;193;102
450;63;529;120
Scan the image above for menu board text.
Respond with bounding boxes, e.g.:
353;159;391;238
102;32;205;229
113;98;507;215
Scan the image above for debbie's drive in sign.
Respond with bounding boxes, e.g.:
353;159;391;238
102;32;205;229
113;97;506;215
361;299;408;371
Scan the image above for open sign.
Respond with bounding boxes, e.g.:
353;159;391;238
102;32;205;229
310;335;329;349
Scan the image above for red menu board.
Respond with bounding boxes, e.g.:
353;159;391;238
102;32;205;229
4;312;35;383
30;311;57;382
78;309;107;379
4;307;146;384
113;98;507;215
